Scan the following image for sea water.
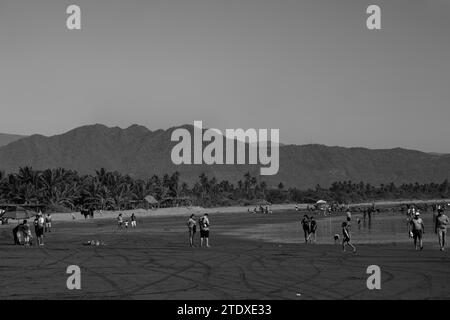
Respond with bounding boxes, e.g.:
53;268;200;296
223;212;438;245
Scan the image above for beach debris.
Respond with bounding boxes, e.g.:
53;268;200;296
83;239;106;246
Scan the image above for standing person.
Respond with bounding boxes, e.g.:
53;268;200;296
21;220;32;245
34;212;45;246
409;211;425;251
435;209;449;251
45;213;52;233
406;207;414;232
187;214;197;247
342;217;356;253
301;215;310;244
130;213;137;228
117;213;124;229
308;216;317;243
199;213;210;248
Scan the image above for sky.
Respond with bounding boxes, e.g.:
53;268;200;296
0;0;449;153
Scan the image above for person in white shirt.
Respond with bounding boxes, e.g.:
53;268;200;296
410;211;425;251
34;212;45;246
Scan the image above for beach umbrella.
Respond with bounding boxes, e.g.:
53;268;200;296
1;206;36;220
254;199;272;206
144;195;158;204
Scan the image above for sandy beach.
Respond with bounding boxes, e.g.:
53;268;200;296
37;204;297;223
37;198;450;223
1;208;449;299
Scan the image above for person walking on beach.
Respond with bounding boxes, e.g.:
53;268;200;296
342;217;356;253
45;213;52;233
187;214;197;247
406;207;414;232
301;215;310;244
130;213;137;228
410;211;425;251
34;212;45;246
435;208;449;251
308;216;317;243
199;213;210;247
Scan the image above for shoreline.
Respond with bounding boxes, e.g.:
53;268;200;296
3;197;449;224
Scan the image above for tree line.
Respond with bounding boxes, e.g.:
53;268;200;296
0;167;449;211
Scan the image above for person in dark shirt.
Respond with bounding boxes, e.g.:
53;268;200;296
301;215;310;244
308;216;317;243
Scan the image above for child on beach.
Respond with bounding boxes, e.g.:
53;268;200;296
334;234;340;244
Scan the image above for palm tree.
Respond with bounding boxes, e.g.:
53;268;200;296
199;173;210;200
17;167;40;186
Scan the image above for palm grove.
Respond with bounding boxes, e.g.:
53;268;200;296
0;167;449;211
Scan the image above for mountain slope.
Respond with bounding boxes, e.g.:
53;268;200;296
0;133;25;147
0;124;449;189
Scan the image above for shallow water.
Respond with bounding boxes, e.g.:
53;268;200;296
223;212;440;245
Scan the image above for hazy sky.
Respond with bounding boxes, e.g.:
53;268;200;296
0;0;449;152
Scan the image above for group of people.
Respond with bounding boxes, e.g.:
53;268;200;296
408;206;449;251
13;211;52;246
117;213;137;229
187;213;210;247
248;206;271;214
300;215;318;243
337;205;449;253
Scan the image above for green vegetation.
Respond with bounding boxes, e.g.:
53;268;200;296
0;167;449;210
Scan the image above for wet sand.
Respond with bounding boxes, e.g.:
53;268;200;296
0;210;449;299
225;211;440;245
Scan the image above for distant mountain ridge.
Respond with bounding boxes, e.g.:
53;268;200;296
0;124;449;189
0;133;26;147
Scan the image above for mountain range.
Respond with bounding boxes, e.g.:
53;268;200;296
0;124;449;189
